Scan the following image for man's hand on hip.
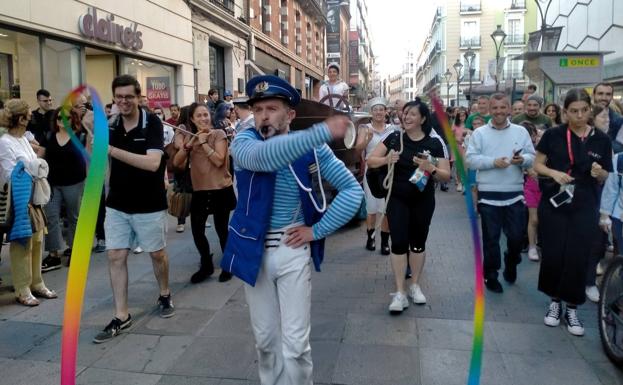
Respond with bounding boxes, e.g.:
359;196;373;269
284;226;314;248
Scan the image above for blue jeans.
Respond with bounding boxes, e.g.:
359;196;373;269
613;218;623;256
478;201;526;280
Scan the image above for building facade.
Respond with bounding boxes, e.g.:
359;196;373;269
416;0;536;107
0;0;194;109
189;0;249;103
545;0;623;99
248;0;326;99
347;0;374;108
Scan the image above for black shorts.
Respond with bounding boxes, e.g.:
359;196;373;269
386;193;435;254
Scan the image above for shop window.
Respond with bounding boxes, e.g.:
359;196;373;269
208;44;225;99
121;56;176;109
0;29;41;107
42;38;81;103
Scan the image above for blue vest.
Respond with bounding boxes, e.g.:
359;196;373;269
220;130;325;286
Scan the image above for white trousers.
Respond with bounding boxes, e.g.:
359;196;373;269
245;230;313;385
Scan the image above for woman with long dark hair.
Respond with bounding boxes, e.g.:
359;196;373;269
544;103;563;126
173;103;236;283
367;99;451;314
452;107;469;192
534;89;612;336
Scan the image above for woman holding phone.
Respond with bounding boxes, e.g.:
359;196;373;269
533;89;612;336
367;99;450;314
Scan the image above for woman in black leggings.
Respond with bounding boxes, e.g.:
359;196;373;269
367;99;451;314
173;103;236;283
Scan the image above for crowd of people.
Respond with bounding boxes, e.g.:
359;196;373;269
1;68;623;383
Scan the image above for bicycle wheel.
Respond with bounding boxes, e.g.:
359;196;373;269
599;256;623;366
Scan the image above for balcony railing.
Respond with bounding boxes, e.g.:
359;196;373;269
460;1;481;13
511;0;526;9
504;34;526;45
460;36;481;48
423;74;441;93
461;70;480;83
209;0;234;15
504;69;525;80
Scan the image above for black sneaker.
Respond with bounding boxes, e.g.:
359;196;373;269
92;239;106;253
93;315;132;343
190;265;214;284
41;255;62;272
485;278;503;293
157;294;175;318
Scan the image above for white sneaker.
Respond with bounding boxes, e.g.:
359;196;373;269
205;222;212;228
564;307;585;336
456;183;463;193
528;247;539;261
585;285;600;303
133;246;143;254
176;224;185;233
544;301;561;327
388;292;409;313
408;284;427;304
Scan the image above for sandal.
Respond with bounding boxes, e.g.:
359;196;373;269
16;294;40;306
32;288;58;299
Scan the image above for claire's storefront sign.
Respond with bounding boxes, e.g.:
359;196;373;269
79;7;143;51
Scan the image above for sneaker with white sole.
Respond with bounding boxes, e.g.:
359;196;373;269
585;285;599;303
133;246;143;254
388;292;409;313
564;307;584;336
544;301;561;327
408;284;427;304
528;247;539;261
456;183;463;193
176;224;185;233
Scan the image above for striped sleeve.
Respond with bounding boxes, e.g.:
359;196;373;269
312;144;364;240
231;123;332;172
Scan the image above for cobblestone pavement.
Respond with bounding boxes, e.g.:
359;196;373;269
0;190;622;384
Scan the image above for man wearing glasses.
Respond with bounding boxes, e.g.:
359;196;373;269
26;89;54;145
93;75;174;343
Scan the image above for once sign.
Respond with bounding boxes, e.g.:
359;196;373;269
79;7;143;51
559;57;600;68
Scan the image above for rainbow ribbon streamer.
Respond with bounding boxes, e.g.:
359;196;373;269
430;97;485;385
59;85;108;385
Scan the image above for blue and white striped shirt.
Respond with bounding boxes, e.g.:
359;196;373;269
231;123;363;239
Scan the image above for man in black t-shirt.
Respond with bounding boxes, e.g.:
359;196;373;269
93;75;174;344
26;89;54;145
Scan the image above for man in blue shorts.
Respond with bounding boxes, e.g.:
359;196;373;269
93;75;174;343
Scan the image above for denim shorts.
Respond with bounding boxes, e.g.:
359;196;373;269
104;208;167;252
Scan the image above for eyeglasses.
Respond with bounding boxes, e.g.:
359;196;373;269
114;94;137;101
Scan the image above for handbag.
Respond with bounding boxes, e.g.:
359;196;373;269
168;155;192;218
0;183;12;232
168;190;192;218
366;166;389;199
365;132;400;199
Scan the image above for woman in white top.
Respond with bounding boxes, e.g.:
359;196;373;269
319;63;350;109
0;99;56;306
354;97;395;255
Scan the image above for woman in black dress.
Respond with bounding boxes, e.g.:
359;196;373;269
534;89;612;336
367;99;451;314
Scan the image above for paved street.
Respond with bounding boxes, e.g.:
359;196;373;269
0;190;622;385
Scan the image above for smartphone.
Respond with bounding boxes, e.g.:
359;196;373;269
549;188;573;208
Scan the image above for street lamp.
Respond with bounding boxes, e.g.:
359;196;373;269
463;47;476;102
443;68;452;108
453;59;463;107
491;24;507;91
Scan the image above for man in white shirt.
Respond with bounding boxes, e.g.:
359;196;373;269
318;63;350;109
